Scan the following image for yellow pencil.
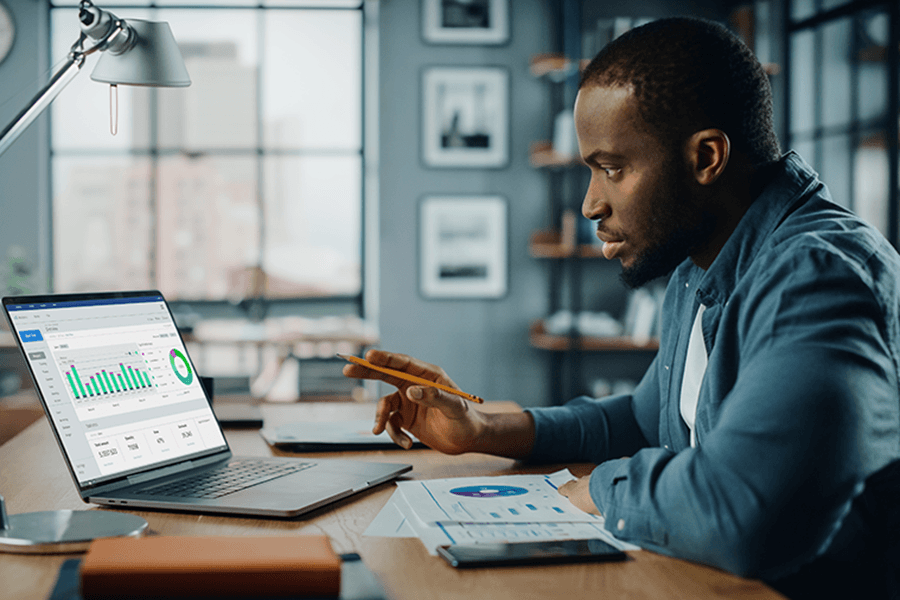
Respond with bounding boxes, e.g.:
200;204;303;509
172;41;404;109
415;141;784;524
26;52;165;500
337;354;484;404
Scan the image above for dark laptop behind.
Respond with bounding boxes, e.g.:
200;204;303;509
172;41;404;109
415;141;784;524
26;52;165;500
2;290;410;517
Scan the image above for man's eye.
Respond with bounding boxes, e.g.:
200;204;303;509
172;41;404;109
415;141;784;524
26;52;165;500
602;167;621;178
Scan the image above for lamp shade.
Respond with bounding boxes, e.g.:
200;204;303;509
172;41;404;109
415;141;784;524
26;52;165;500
90;19;190;87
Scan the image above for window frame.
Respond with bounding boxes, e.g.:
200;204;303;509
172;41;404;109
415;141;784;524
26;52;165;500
46;0;370;319
782;0;900;249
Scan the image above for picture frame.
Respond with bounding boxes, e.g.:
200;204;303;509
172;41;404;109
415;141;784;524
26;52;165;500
419;195;508;299
422;0;509;45
422;66;509;168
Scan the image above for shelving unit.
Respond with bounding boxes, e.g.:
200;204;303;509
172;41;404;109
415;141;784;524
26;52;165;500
529;321;659;352
529;141;582;169
529;10;659;405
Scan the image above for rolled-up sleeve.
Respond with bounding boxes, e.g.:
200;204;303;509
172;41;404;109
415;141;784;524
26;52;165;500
524;357;660;465
587;247;899;579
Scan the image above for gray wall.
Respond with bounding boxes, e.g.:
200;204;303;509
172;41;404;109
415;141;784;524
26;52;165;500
377;0;553;406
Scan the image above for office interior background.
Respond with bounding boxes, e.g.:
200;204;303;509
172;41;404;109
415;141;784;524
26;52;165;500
0;0;897;410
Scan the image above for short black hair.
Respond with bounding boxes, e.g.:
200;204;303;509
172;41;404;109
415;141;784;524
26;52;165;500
580;17;781;166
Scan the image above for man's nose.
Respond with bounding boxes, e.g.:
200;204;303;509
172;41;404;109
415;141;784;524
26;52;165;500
582;180;609;221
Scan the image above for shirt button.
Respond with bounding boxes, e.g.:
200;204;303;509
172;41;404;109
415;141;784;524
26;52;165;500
664;365;669;370
617;519;625;531
685;282;690;288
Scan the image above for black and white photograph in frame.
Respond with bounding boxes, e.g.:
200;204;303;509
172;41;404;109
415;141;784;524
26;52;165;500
422;0;509;45
420;196;507;299
422;67;509;168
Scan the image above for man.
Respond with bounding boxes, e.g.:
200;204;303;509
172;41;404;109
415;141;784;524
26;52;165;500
345;17;900;598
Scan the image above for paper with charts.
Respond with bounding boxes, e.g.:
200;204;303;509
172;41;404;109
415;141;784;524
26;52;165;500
396;470;601;524
366;469;639;554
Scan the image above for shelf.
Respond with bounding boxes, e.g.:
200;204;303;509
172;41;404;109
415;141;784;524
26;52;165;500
529;141;583;168
529;229;605;259
530;321;659;352
529;53;589;80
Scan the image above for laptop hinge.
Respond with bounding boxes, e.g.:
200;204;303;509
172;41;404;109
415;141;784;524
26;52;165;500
126;460;198;486
85;452;231;498
123;451;229;487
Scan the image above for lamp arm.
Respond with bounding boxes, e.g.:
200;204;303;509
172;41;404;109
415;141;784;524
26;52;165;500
0;54;85;158
0;8;132;159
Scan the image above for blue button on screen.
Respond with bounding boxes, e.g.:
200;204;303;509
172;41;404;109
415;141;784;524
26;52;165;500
19;330;43;343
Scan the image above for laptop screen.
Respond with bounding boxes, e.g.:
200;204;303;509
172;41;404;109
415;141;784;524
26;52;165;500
4;292;227;488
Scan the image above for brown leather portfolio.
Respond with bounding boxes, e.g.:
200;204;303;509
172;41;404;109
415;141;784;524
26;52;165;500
79;535;342;599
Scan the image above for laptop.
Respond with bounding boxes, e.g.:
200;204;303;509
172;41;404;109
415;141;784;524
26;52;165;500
2;290;412;518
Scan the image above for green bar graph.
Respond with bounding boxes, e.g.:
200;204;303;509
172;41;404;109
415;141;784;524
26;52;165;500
65;354;159;401
120;365;133;390
66;372;80;399
71;366;87;397
102;371;114;393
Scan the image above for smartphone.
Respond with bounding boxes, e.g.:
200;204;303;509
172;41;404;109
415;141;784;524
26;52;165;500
437;539;627;568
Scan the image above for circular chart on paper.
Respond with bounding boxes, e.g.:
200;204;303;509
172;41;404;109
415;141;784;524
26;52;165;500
169;349;193;385
450;485;529;498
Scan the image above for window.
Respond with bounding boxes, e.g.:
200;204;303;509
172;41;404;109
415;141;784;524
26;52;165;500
49;1;365;302
784;0;899;248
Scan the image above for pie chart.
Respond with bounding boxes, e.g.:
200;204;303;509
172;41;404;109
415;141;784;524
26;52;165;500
169;349;193;385
450;485;528;498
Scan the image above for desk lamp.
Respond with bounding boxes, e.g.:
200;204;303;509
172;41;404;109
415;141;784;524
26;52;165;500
0;0;190;552
0;0;190;157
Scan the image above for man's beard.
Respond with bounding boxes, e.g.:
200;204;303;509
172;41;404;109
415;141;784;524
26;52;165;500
619;160;716;289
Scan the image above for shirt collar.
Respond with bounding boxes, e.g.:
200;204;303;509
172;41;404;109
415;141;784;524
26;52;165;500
694;151;822;307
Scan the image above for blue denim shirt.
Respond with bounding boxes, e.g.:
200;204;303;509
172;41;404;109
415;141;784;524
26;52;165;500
525;152;900;580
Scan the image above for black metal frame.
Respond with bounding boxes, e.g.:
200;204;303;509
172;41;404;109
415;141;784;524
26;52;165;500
783;0;899;249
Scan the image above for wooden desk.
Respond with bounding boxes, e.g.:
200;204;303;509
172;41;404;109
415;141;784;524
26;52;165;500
0;401;785;600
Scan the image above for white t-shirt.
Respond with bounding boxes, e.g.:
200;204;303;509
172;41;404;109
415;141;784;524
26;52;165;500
680;304;708;448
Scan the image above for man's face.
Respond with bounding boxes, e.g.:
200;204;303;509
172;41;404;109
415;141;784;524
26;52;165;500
574;85;715;288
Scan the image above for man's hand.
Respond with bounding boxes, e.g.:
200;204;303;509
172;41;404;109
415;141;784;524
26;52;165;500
341;349;535;458
558;476;601;515
342;349;488;454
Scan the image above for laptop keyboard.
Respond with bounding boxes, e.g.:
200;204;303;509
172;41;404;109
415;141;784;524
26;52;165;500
140;458;315;499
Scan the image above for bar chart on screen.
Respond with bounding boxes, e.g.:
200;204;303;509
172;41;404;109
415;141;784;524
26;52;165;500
54;342;197;420
58;344;153;397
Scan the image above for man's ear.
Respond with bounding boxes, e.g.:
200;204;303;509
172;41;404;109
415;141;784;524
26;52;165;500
685;129;730;186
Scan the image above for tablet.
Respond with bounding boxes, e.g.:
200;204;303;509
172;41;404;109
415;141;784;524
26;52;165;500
260;420;425;451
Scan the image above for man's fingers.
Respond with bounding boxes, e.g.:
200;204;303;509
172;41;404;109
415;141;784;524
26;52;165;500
385;413;413;449
405;385;468;417
343;363;415;390
373;393;400;434
365;349;448;383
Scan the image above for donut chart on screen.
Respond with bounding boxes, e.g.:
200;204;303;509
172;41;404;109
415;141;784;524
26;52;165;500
169;349;193;385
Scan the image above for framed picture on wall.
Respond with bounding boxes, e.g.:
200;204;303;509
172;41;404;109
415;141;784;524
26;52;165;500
420;195;507;299
422;0;509;45
422;66;509;168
